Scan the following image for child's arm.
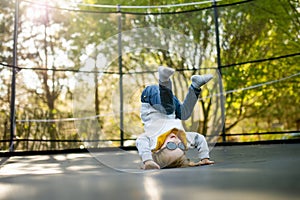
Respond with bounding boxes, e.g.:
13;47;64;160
136;135;160;169
143;160;160;169
185;132;214;165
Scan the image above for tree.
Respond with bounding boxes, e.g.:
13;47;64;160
220;0;300;137
13;1;78;149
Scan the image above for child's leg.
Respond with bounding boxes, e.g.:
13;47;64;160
176;86;201;120
159;84;174;115
176;74;213;120
158;66;175;115
140;66;175;115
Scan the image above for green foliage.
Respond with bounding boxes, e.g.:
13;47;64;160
220;0;300;137
0;0;299;150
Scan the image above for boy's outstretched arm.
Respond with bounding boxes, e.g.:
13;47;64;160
186;132;215;166
136;135;160;170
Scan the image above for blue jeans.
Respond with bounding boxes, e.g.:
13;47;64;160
141;83;201;120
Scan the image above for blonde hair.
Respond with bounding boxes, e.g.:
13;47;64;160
152;149;190;169
152;128;201;169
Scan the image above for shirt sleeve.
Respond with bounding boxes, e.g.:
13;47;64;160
136;134;153;163
185;132;210;160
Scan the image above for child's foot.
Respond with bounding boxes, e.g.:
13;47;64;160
191;74;213;88
158;66;175;82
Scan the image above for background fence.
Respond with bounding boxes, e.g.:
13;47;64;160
0;0;299;152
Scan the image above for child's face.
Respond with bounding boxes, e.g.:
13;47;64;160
160;133;185;160
162;133;182;146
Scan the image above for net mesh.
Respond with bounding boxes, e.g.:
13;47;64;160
0;0;299;151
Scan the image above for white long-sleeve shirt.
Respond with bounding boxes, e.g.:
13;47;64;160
136;103;210;162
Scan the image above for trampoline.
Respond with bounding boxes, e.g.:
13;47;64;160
1;1;299;199
1;143;300;200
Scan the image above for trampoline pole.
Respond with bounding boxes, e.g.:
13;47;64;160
213;0;226;142
10;0;19;152
117;5;124;147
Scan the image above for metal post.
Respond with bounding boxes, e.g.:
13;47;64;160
213;0;226;142
10;0;19;152
117;5;124;147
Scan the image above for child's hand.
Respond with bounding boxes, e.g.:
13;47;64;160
143;160;161;170
189;158;214;167
198;158;215;165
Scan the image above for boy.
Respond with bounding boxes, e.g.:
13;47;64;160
136;66;214;169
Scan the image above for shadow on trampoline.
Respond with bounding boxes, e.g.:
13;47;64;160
1;143;300;200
